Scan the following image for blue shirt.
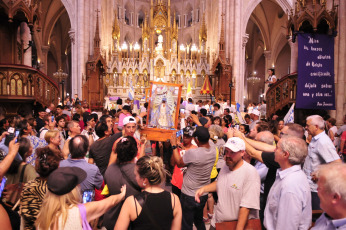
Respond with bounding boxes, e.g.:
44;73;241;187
264;165;312;230
26;135;48;166
254;161;268;194
303;131;340;192
60;158;103;192
312;213;346;230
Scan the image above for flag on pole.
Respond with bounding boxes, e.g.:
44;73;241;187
128;78;134;100
284;103;295;124
186;82;192;99
234;102;245;124
200;75;213;95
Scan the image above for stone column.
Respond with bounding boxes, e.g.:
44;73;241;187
288;37;298;73
233;0;241;104
69;28;76;97
77;0;85;97
336;0;346;126
21;22;32;66
40;45;50;74
241;33;249;108
264;50;271;93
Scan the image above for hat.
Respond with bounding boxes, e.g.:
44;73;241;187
193;126;210;142
123;116;136;126
224;137;245;152
47;167;87;195
251;110;260;117
199;117;208;126
183;126;195;137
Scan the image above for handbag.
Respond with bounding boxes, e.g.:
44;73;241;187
78;204;92;230
3;164;28;209
215;219;262;230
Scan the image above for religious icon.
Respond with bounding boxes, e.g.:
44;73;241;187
141;81;183;141
149;84;175;128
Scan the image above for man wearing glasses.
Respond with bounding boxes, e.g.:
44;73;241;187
303;115;341;211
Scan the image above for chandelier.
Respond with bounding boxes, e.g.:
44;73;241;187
247;71;261;84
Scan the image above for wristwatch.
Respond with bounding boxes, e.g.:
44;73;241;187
172;145;178;150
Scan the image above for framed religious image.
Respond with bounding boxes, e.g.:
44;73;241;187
141;81;183;141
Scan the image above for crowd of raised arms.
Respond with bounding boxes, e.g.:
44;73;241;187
0;96;345;230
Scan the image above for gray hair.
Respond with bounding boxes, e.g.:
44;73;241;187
256;131;274;145
306;115;325;130
209;125;224;139
67;120;78;131
279;136;308;165
285;123;305;139
315;163;346;202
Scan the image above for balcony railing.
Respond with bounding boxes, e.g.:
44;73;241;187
0;64;59;107
266;72;297;118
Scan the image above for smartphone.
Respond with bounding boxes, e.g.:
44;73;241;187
51;115;54;122
235;125;239;130
14;130;20;143
176;130;183;138
0;177;7;198
180;109;185;114
4;127;15;146
82;190;94;203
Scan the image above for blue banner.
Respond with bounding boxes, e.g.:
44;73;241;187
296;34;335;110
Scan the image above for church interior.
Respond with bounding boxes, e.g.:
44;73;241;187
0;0;345;125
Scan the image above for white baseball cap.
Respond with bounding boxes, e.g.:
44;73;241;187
251;110;261;117
224;137;246;152
123;116;136;126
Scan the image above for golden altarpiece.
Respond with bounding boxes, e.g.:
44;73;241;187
83;0;211;106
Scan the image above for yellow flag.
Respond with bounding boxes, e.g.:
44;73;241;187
186;82;192;99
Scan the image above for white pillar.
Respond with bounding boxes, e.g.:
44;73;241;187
233;0;241;104
336;0;346;126
77;0;85;97
241;33;249;108
288;37;298;73
21;22;32;66
264;50;271;93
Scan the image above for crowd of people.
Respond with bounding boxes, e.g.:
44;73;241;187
0;96;345;230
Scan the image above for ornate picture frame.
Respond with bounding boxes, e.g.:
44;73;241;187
141;81;183;141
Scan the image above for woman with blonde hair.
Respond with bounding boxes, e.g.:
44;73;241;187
44;130;61;150
115;156;182;230
36;167;126;230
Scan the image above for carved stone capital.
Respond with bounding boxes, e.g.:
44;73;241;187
68;29;75;44
264;50;271;59
242;34;249;48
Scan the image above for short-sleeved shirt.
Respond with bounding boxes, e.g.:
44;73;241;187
211;161;260;227
264;165;312;230
104;163;140;229
60;158;103;192
26;135;48;166
181;146;216;197
89;132;122;175
303;131;340;192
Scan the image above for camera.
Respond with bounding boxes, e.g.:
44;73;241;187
4;127;15;146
